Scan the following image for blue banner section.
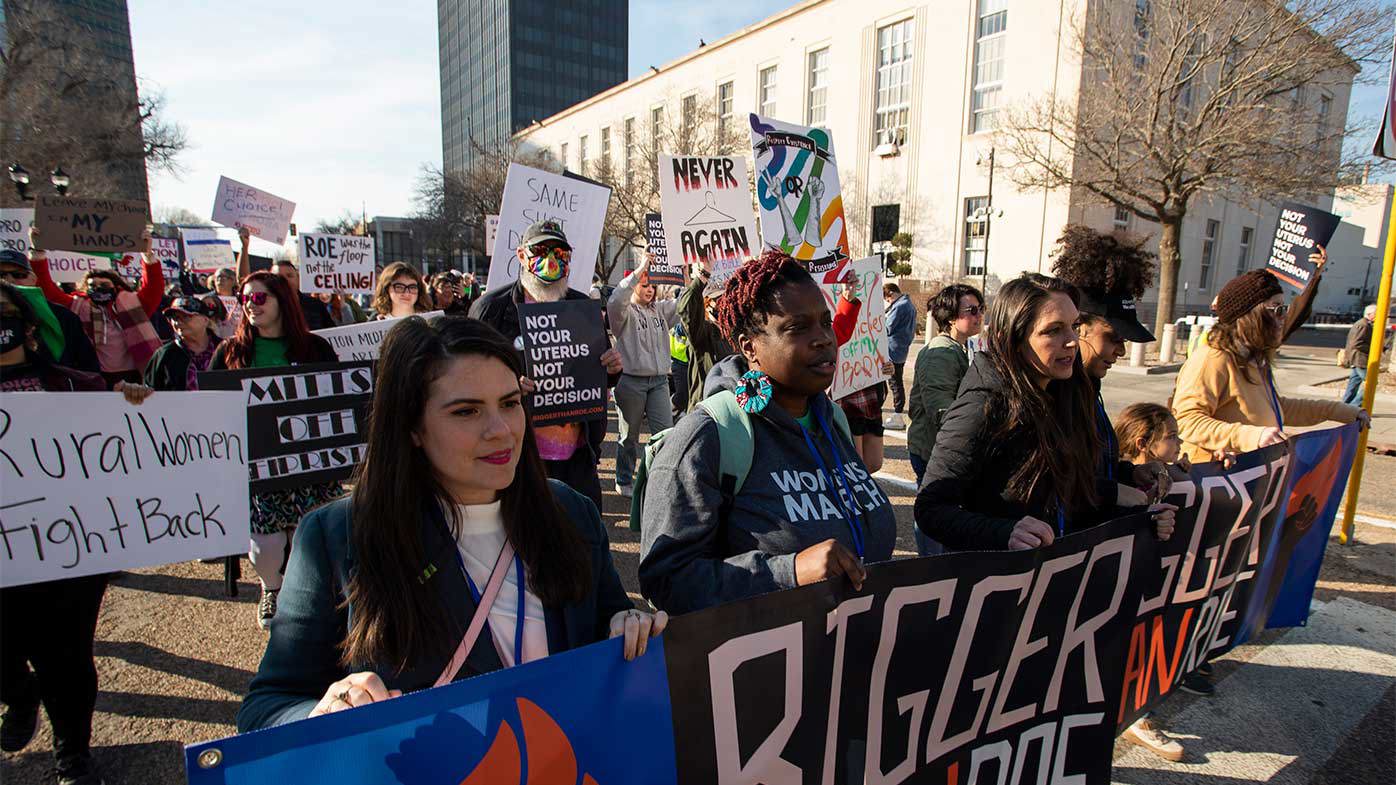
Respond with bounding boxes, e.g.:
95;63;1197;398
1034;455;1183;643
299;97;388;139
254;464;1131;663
186;636;676;785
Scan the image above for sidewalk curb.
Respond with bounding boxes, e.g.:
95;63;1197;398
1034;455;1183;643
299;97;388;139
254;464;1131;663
1112;362;1183;376
1296;375;1396;407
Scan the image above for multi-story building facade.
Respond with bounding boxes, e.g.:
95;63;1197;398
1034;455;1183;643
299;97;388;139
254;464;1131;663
438;0;628;174
512;0;1359;322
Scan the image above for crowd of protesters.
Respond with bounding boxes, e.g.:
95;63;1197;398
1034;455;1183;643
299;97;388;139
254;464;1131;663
0;214;1385;784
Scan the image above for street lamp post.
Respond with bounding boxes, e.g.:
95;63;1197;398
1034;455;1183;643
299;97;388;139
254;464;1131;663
975;148;997;294
7;163;72;201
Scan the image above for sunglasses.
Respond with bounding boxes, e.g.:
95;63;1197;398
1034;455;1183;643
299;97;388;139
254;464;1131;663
239;291;270;306
389;283;420;295
0;269;31;282
1263;303;1289;317
529;245;571;261
960;305;984;317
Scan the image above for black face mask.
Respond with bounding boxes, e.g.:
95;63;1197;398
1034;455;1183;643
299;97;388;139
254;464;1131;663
0;316;26;353
88;288;116;305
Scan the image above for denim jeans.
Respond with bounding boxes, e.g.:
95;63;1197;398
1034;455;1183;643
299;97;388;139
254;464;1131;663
908;454;945;556
615;373;674;487
1342;366;1367;406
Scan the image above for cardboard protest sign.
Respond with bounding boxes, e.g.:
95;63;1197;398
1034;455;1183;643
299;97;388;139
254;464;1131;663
211;176;296;244
749;114;850;283
657;155;755;293
32;195;147;255
313;311;444;361
642;212;685;287
0;208;34;255
1265;202;1342;290
0;392;251;587
45;251;109;284
299;233;376;295
820;255;889;399
517;300;608;425
182;227;235;274
487;164;611;293
198;362;373;494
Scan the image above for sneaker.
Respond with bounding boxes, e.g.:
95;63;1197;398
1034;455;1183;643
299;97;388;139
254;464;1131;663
55;752;105;785
0;697;38;752
1178;671;1215;696
1123;716;1184;761
257;588;279;630
614;482;633;498
882;413;907;430
1196;661;1214;677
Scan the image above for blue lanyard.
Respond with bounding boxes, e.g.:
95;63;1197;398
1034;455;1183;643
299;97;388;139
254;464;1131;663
1056;505;1065;537
1263;365;1284;431
798;411;866;559
1095;394;1115;481
455;549;526;667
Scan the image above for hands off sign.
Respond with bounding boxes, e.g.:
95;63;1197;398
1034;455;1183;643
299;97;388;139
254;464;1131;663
212;176;296;245
299;233;376;295
0;392;251;587
33;196;147;255
517;300;608;425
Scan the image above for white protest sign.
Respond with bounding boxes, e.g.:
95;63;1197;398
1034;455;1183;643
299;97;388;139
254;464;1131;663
313;311;444;361
749;113;851;283
487;164;610;293
211;176;296;244
113;240;180;286
0;208;34;255
0;392;251;587
218;295;244;338
299;233;376;295
820;255;889;400
658;155;758;294
485;214;500;252
46;251;109;284
182;227;235;274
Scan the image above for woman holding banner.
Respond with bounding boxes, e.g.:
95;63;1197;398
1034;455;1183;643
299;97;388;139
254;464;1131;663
237;317;664;731
638;252;896;615
913;273;1176;552
372;262;432;320
1172;269;1368;465
210;272;340;629
0;281;154;785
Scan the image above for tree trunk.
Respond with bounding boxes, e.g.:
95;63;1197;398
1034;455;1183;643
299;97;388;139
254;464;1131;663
1153;216;1184;343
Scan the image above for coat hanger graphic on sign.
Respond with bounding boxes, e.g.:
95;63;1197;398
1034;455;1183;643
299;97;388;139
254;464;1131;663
684;191;736;227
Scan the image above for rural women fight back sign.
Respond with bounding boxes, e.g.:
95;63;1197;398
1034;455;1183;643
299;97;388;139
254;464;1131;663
187;424;1358;785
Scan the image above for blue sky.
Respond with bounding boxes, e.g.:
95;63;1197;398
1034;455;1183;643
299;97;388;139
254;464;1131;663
129;1;1391;244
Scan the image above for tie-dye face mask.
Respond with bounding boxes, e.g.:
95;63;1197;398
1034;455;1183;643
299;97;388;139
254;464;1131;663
526;246;570;283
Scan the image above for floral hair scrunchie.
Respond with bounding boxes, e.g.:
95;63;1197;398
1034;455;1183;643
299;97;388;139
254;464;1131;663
735;369;773;414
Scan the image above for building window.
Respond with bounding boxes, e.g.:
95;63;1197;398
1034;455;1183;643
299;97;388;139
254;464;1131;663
1178;35;1202;110
758;66;778;117
1236;226;1253;275
623;117;635;188
964;196;988;276
717;81;734;142
1113;205;1131;232
807;48;829;126
560;142;568;168
871;204;901;245
651;106;664;185
600;127;611;174
875;19;913;144
1199;219;1220;289
682;94;697;140
1317;93;1332;143
579;135;589;175
970;0;1006;133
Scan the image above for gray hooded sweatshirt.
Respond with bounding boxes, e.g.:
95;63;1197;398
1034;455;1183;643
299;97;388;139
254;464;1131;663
606;269;679;377
639;356;897;614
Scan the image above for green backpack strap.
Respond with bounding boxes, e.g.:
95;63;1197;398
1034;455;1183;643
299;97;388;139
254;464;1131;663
697;390;756;495
824;396;853;445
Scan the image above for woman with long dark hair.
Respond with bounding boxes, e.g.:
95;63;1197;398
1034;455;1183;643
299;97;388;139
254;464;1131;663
238;317;660;730
913;273;1173;551
210;271;340;629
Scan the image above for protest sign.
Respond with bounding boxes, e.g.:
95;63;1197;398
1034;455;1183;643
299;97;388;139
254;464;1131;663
45;251;109;284
151;237;183;281
750;114;851;283
313;311;444;361
0;392;250;588
182;227;235;274
1264;202;1342;290
821;255;889;399
32;195;147;255
0;208;34;254
299;233;376;295
211;176;296;244
644;212;684;286
198;362;373;494
485;213;500;252
218;295;244;334
516;300;608;425
185;424;1358;785
657;156;755;292
487;164;610;293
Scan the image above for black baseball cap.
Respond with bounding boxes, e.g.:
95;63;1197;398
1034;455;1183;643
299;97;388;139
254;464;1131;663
1078;289;1155;343
164;297;218;319
519;220;570;249
0;249;31;272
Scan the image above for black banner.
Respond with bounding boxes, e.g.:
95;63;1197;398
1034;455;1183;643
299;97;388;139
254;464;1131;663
754;131;834;161
198;361;373;494
1265;202;1341;290
517;300;608;425
646;212;685;286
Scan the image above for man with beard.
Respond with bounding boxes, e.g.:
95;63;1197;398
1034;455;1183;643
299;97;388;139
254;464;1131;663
469;220;624;509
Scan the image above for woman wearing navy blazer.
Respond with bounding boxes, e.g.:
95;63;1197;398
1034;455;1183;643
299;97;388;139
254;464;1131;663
238;317;666;731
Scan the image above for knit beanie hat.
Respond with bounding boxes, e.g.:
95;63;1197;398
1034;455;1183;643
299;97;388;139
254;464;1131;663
1214;270;1283;324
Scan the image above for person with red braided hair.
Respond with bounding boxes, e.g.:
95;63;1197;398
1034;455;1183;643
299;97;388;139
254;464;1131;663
638;251;895;615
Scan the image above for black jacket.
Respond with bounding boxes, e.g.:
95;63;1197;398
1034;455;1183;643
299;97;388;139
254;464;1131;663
469;281;618;464
297;292;334;331
143;334;221;391
913;358;1121;550
50;304;100;374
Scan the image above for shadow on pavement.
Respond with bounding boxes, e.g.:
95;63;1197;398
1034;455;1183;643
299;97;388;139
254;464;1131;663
95;639;254;695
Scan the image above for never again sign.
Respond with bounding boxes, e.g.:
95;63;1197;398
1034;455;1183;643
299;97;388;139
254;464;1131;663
299;233;376;295
658;155;757;293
